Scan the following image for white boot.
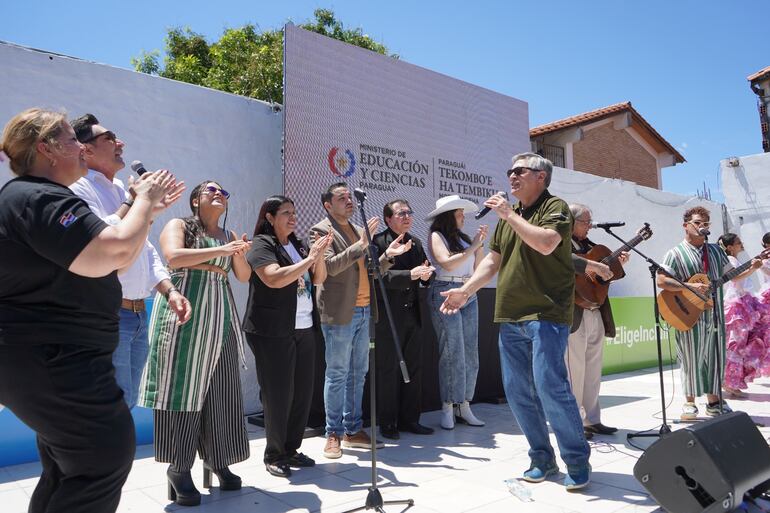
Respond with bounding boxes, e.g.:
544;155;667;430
456;401;485;427
440;402;455;430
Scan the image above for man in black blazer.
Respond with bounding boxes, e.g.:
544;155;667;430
373;199;435;439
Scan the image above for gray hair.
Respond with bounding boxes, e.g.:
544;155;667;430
569;203;592;221
511;152;554;187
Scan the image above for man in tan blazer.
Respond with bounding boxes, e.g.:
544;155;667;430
309;183;411;459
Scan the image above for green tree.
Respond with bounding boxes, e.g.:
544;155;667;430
132;9;396;104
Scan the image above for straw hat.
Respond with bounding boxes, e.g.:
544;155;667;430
424;195;478;220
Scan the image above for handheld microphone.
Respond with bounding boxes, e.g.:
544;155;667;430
353;188;367;202
591;222;626;229
698;227;710;236
475;191;508;220
130;160;148;176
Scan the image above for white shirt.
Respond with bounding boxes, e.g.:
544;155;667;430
70;169;169;300
283;242;314;329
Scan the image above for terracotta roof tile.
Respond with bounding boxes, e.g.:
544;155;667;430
530;102;685;164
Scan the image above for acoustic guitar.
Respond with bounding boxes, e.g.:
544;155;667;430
574;223;653;309
657;248;770;331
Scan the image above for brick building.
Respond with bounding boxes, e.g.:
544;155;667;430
529;102;684;189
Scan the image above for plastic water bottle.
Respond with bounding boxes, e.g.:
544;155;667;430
504;478;533;502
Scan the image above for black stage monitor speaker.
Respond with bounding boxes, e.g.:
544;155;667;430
634;411;770;513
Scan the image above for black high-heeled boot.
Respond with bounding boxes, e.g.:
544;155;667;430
167;466;201;507
202;464;242;491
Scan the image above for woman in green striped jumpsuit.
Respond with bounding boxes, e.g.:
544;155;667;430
139;180;252;506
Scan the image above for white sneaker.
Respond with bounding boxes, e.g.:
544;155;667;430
681;402;698;420
440;402;455;430
456;401;485;426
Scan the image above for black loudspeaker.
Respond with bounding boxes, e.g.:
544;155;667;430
634;412;770;513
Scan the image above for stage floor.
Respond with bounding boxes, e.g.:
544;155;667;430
3;365;770;513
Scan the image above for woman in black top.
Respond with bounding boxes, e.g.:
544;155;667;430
0;108;180;513
243;195;332;477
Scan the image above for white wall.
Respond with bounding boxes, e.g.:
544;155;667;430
721;152;770;257
550;166;724;297
0;42;283;414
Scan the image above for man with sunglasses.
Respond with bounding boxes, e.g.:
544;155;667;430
69;113;191;410
439;152;591;490
370;199;435;440
657;206;731;420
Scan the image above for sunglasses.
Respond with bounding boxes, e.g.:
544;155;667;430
82;130;117;144
506;167;538;178
689;220;711;228
202;185;231;199
394;209;414;218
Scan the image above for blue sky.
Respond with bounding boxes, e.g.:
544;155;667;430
4;1;768;201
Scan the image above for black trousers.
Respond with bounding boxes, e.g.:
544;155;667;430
0;343;135;513
246;328;316;464
373;309;423;427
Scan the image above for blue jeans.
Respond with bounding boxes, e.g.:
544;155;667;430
114;308;149;409
429;281;479;403
499;321;590;471
321;306;370;436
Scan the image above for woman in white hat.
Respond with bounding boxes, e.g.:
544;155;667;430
426;195;488;429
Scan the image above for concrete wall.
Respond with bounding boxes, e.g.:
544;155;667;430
0;42;283;415
721;152;770;256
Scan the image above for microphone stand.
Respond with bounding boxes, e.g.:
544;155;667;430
701;232;725;415
599;226;709;440
342;189;414;513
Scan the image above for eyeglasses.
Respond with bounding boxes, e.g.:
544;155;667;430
394;210;414;219
82;130;117;144
202;185;230;199
575;218;592;225
689;220;711;228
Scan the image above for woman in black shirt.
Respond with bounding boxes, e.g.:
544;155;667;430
0;108;180;513
243;195;332;477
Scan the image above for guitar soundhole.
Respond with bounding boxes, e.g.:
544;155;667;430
674;295;690;315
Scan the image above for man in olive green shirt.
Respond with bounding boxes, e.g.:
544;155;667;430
440;152;591;490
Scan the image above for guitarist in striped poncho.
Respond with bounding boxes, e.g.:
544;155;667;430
656;206;730;420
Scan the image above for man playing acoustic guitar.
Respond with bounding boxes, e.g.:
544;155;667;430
568;204;629;438
657;206;733;420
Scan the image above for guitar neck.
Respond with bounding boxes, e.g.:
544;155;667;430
715;255;759;288
600;234;644;265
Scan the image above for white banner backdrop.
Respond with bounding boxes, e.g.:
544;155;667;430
283;24;530;240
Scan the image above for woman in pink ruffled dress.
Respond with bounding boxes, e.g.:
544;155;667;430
719;233;766;396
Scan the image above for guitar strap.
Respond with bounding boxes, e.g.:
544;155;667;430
701;244;709;275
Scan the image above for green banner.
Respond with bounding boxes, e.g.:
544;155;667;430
602;296;676;374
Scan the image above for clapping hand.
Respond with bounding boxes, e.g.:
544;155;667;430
385;233;413;258
410;260;435;281
222;234;251;257
129;170;185;217
472;225;489;248
309;232;334;262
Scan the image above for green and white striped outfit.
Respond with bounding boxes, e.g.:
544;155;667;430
662;241;729;397
139;234;249;470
